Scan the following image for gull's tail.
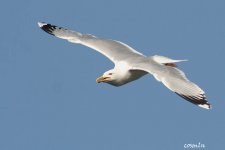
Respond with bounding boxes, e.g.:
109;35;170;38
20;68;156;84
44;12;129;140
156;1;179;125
151;55;188;67
152;55;187;64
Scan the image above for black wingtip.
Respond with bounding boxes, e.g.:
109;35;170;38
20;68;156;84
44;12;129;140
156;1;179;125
175;92;211;109
38;22;56;36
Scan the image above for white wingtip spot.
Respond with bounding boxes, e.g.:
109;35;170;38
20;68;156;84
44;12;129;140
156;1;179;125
37;22;47;27
198;104;212;110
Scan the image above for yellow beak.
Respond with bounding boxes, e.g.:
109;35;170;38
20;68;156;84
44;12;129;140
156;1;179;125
96;76;110;83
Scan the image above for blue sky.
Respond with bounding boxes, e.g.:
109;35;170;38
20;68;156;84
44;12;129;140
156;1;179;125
0;0;225;149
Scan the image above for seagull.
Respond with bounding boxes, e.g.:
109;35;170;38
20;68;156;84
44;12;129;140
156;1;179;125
38;22;211;109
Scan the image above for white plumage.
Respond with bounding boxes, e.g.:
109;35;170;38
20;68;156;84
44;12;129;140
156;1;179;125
38;22;211;109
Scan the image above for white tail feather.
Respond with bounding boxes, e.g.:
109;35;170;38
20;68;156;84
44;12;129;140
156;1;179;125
152;55;188;64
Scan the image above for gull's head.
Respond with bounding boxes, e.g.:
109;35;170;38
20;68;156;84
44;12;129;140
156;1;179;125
96;63;133;86
96;69;117;84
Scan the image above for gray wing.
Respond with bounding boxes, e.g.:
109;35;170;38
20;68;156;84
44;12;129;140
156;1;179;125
132;60;211;109
38;22;143;63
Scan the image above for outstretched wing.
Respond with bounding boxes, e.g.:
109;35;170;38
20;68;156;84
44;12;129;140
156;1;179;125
38;22;143;63
132;60;211;109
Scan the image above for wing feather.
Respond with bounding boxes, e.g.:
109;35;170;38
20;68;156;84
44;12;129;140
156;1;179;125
38;22;143;63
132;61;211;109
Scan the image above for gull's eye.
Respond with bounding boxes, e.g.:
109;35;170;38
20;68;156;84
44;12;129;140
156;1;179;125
108;73;113;75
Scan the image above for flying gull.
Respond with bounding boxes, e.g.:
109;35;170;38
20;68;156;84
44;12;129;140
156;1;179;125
38;22;211;109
